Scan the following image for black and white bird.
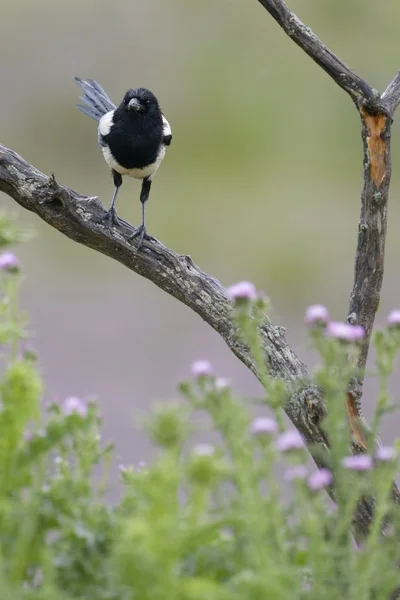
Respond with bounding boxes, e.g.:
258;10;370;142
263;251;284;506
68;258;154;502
74;77;172;248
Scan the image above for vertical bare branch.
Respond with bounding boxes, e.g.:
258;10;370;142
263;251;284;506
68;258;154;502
256;0;400;450
345;109;392;452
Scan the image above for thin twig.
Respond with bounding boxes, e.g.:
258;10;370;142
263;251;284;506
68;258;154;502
256;0;377;108
381;71;400;116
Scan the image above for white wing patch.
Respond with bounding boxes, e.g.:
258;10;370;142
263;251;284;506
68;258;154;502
98;111;114;136
162;114;172;137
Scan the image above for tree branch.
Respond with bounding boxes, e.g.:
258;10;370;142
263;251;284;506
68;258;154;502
1;141;396;538
256;0;378;108
382;71;400;116
253;0;400;545
256;0;400;461
0;144;310;384
347;109;391;395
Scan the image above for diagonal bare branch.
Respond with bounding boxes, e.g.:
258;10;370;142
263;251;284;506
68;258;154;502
1;141;398;538
381;71;400;116
0;144;308;385
256;0;377;108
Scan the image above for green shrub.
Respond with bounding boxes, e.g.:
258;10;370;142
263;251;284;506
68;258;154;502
1;214;400;599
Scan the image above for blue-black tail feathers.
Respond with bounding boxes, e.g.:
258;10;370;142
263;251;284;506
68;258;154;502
74;77;116;121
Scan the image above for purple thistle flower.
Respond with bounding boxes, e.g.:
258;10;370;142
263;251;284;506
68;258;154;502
308;468;333;491
387;310;400;327
0;252;22;273
118;464;127;473
275;429;304;452
304;304;329;326
215;377;230;391
326;321;365;342
341;454;373;471
250;416;278;436
62;396;87;417
226;281;257;302
190;360;214;377
285;465;308;481
375;446;395;462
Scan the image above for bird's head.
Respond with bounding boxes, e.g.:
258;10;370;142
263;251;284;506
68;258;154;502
122;88;160;116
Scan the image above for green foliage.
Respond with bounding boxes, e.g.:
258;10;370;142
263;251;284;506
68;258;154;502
1;221;400;599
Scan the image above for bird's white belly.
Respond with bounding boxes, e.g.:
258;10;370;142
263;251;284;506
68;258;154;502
102;145;166;180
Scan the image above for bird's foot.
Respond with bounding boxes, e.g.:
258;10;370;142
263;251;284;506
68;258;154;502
98;206;121;228
128;225;154;250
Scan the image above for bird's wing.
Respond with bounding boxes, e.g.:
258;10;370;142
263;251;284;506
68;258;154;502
162;114;172;146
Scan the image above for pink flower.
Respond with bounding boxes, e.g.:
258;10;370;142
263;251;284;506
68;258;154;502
190;360;214;377
0;252;21;273
62;396;87;417
387;310;400;327
304;304;329;326
326;322;365;342
308;468;333;490
226;281;257;302
250;416;278;436
275;429;304;452
341;454;373;471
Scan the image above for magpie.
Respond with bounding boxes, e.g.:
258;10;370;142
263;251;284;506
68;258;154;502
74;77;172;248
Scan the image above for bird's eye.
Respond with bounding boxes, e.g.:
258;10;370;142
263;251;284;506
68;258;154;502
145;100;150;105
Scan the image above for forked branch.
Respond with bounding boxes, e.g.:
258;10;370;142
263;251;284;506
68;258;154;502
257;0;400;447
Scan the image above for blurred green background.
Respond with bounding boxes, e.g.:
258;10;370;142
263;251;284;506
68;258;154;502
1;0;400;465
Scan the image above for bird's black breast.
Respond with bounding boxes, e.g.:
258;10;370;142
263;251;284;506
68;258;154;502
100;112;164;170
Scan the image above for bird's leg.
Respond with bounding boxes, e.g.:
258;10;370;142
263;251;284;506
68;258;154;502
128;177;154;249
100;170;123;227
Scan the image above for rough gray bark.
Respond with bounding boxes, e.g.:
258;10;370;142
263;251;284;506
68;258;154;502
1;0;400;542
0;145;310;385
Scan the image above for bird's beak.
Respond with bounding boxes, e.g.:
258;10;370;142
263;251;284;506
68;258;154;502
127;98;143;112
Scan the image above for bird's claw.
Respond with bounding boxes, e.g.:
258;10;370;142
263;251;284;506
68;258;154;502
98;207;121;228
128;225;153;250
